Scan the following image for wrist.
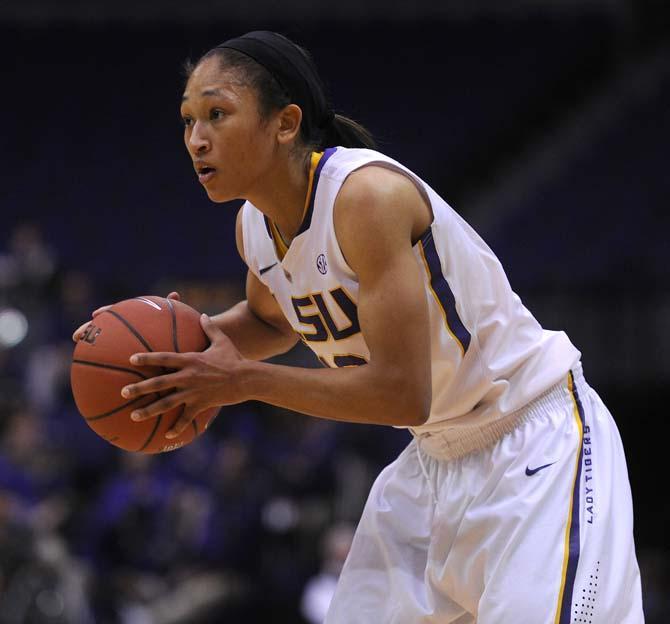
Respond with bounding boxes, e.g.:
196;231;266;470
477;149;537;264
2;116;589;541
235;358;266;402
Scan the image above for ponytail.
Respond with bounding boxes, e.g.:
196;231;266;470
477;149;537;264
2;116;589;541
320;113;376;151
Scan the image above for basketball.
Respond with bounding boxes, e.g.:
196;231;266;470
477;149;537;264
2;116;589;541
70;296;219;453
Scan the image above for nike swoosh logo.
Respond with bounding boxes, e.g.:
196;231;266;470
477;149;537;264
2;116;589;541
525;462;557;476
259;262;278;275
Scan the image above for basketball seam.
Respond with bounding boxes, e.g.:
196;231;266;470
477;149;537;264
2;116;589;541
85;394;158;421
167;298;193;446
168;404;185;431
105;309;154;352
72;360;149;379
166;297;179;352
137;414;163;452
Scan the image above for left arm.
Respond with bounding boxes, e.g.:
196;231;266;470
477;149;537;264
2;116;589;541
123;167;434;437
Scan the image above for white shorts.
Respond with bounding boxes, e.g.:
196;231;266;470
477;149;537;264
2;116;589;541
326;366;643;623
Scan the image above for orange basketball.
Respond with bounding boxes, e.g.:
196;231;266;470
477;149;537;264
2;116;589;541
70;296;219;453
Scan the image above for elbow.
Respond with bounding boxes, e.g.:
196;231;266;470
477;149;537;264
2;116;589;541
390;378;431;427
278;330;300;354
408;393;431;427
263;322;299;356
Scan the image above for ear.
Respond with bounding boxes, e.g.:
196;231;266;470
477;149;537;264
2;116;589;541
276;104;302;145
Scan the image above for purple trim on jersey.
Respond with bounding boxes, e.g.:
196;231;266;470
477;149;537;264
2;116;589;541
421;229;471;353
262;215;273;238
559;370;585;624
297;147;338;237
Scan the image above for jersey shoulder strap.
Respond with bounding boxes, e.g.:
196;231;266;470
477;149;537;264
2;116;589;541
240;200;277;281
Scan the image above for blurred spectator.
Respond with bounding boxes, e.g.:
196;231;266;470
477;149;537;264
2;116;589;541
0;408;68;507
0;223;59;352
0;410;93;623
0;223;57;298
300;523;355;624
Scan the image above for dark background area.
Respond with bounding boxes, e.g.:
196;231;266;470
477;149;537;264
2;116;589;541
0;1;668;622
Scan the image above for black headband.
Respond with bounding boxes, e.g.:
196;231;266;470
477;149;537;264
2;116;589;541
217;31;334;141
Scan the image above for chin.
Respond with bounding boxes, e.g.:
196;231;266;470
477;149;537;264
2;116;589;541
205;186;236;203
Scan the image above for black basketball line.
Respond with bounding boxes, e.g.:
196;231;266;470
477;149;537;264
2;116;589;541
137;414;163;452
168;404;185;432
166;297;179;352
105;309;154;352
85;394;158;421
169;299;201;441
72;360;149;379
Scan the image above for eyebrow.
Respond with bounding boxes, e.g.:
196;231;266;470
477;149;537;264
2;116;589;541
181;88;229;102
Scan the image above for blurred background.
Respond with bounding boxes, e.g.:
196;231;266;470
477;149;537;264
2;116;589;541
0;0;668;622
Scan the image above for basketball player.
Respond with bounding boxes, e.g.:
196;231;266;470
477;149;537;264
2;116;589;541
74;31;643;623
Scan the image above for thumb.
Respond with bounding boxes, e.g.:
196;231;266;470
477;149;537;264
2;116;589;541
72;321;91;343
200;313;223;342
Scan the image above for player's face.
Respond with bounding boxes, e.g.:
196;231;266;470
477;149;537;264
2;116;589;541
180;57;278;202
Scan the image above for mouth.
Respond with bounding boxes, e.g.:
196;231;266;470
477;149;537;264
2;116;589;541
196;165;217;185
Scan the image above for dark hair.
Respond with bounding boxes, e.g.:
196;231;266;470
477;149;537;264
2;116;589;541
188;46;376;152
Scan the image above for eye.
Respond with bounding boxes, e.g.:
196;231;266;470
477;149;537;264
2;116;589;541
210;109;226;121
181;115;193;128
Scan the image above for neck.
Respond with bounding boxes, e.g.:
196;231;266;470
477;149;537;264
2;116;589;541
246;149;312;245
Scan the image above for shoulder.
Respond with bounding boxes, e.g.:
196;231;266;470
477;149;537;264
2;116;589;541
334;165;432;260
337;163;417;205
235;204;245;263
235;200;268;264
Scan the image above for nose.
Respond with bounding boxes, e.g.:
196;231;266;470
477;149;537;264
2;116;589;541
188;121;210;154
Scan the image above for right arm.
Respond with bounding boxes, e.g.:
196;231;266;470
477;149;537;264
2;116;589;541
209;274;298;361
73;207;298;360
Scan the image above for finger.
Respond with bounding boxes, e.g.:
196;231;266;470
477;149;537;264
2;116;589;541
122;372;182;399
167;291;181;301
200;313;222;342
72;321;91;342
130;352;187;368
130;392;186;422
165;405;198;439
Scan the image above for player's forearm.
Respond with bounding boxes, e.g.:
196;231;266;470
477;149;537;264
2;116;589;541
238;359;430;427
211;301;298;360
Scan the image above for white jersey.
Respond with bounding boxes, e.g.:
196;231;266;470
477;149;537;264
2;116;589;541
241;147;581;451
